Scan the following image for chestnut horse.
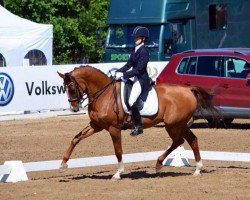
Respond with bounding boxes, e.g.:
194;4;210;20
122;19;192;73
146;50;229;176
58;65;217;180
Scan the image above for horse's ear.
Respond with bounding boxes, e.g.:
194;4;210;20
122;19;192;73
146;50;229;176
57;71;65;79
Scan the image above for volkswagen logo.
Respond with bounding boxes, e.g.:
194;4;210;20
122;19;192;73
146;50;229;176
0;72;15;106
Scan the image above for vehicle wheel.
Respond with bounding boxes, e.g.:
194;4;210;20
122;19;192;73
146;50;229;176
222;118;234;127
207;118;217;128
207;118;234;128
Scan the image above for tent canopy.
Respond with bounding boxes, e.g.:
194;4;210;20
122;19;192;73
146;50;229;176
0;5;53;66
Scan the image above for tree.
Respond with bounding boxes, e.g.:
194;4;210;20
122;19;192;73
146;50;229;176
3;0;109;64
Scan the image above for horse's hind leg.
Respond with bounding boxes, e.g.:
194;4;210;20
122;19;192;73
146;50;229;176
155;126;185;173
59;122;103;172
183;127;203;176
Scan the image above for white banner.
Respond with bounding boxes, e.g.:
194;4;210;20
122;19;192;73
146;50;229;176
0;62;167;114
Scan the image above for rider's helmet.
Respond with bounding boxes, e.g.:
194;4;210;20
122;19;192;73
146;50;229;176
132;26;150;39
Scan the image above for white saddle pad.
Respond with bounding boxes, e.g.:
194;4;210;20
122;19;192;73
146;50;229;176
120;80;158;116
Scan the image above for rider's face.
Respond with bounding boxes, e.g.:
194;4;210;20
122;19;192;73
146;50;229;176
135;36;142;45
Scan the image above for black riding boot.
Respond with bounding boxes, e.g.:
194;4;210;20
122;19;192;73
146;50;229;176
130;105;143;136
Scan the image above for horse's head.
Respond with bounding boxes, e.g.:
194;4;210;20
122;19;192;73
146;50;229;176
58;65;112;112
58;70;86;112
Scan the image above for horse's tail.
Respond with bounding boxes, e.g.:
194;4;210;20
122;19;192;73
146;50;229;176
190;86;221;122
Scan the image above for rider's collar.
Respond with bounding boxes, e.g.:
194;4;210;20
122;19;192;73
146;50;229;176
135;43;144;53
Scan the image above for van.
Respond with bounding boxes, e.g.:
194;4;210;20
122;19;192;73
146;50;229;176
101;0;250;62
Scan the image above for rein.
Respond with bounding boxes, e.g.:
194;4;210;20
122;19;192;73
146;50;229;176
112;78;120;121
86;78;116;108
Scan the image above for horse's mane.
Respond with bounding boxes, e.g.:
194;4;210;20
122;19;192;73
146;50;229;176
77;65;108;78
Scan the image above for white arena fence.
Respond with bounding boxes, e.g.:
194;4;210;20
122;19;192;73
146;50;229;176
0;62;167;115
22;150;250;172
1;148;250;182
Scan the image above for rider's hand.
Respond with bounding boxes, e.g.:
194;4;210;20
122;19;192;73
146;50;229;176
115;72;123;80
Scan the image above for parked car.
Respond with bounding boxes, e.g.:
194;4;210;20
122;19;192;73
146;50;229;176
156;48;250;125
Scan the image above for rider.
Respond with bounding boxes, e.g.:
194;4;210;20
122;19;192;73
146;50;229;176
115;26;151;136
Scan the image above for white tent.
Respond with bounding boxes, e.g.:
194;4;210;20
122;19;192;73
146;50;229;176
0;5;53;66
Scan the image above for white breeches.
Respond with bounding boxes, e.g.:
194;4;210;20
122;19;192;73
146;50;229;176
128;80;142;107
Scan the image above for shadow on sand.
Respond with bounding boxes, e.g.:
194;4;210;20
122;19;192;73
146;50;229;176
34;164;249;182
60;166;218;181
155;122;250;130
69;171;190;180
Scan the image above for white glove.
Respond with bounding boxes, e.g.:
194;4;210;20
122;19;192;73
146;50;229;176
110;70;116;77
115;72;123;80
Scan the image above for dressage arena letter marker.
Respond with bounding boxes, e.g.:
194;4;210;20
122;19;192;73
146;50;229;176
163;146;190;167
0;161;28;183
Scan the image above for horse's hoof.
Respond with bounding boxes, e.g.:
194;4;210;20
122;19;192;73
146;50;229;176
59;163;68;173
193;170;201;176
112;174;121;180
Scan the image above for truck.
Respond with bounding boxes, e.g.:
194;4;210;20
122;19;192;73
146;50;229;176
102;0;250;62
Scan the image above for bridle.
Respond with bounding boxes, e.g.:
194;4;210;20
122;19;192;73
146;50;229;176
64;73;87;104
64;73;116;109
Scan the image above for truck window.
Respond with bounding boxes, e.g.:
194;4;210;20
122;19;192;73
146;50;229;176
224;57;250;79
196;56;221;76
0;53;6;67
163;24;173;55
164;23;185;55
172;23;185;44
209;4;227;30
106;25;160;48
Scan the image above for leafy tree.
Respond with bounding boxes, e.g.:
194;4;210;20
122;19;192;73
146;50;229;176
3;0;109;64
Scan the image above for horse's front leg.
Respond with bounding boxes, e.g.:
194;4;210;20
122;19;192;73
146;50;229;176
109;126;124;180
59;122;102;172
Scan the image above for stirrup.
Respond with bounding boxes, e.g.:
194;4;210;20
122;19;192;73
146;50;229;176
130;127;143;136
122;121;131;130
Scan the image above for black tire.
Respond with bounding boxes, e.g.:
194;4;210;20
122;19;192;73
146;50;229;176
222;118;234;127
207;118;217;128
207;118;234;128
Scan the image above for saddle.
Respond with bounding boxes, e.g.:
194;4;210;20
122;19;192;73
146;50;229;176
120;79;158;116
